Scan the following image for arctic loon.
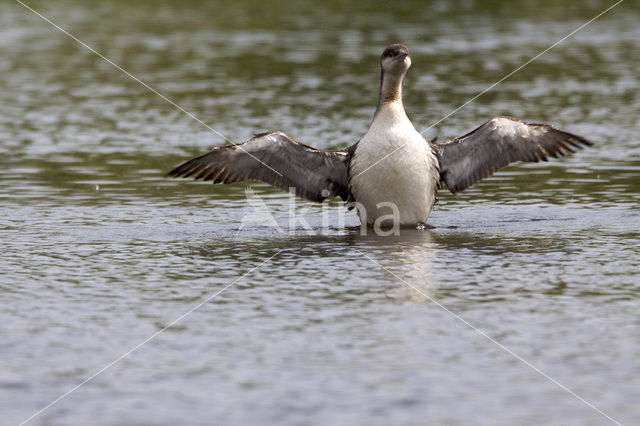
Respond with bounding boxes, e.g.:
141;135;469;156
169;44;591;227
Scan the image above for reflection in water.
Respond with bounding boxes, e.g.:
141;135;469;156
188;224;442;301
348;230;439;301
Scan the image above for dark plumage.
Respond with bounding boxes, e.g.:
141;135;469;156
168;132;351;202
435;116;592;193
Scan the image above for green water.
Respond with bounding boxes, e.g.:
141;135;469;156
1;0;639;425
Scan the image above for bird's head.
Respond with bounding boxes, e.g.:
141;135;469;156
380;44;411;75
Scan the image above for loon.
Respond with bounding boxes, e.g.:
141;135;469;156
169;44;591;227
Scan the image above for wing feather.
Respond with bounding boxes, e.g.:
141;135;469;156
435;116;592;193
168;132;350;202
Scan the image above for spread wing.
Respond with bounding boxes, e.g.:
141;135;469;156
168;131;350;202
435;116;592;193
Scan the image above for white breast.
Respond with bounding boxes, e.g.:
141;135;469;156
349;102;440;227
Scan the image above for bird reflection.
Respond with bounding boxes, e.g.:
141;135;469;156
346;228;439;302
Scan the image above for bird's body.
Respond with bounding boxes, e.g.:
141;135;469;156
350;100;440;226
169;44;591;228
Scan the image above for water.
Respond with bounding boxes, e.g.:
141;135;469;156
1;0;639;424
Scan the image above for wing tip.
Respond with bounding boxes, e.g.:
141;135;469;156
167;144;236;180
167;164;189;178
167;161;199;179
570;134;594;148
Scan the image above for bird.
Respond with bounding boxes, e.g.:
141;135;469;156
168;44;592;228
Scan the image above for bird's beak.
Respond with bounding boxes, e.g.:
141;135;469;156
397;52;408;61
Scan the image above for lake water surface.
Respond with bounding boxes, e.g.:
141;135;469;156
1;1;639;425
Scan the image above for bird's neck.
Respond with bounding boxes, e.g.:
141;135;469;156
372;70;409;127
373;70;410;126
377;70;405;107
